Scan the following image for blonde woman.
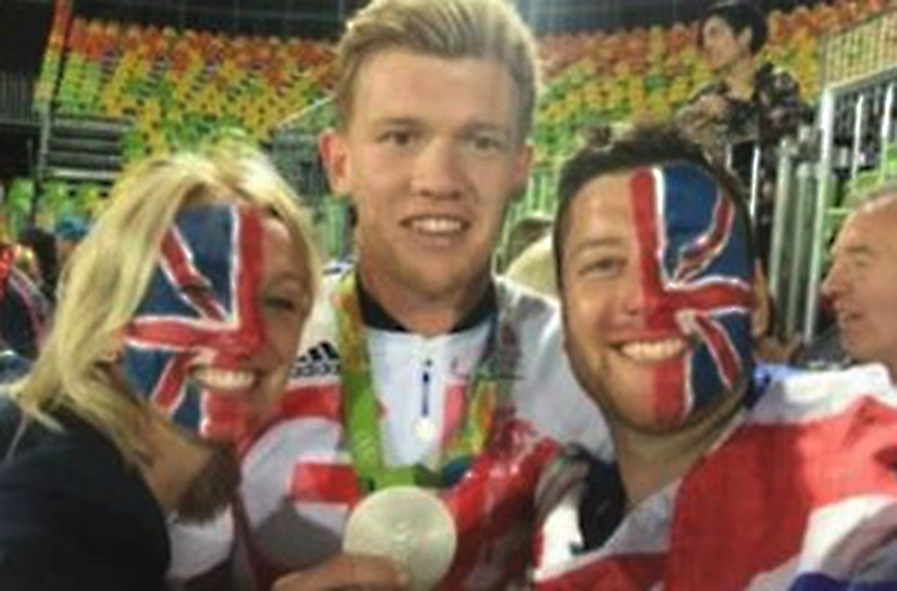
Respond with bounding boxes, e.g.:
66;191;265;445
0;142;319;591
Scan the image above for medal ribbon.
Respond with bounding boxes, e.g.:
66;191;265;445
334;272;512;495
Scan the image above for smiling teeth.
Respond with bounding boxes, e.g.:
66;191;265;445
410;217;463;234
620;339;687;362
193;368;255;391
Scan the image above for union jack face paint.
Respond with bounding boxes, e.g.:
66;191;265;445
630;163;753;426
122;204;266;436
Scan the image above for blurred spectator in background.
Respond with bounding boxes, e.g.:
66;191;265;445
504;234;556;298
677;0;810;268
821;181;897;381
501;213;553;272
0;242;49;361
678;0;807;158
18;226;58;303
54;213;90;271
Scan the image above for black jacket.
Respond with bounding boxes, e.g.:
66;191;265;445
0;397;170;591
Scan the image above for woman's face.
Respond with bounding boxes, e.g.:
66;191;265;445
121;203;313;442
701;16;752;73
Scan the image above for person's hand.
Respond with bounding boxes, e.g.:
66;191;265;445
271;554;408;591
695;94;729;120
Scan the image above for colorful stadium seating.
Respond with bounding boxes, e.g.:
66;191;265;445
39;0;892;166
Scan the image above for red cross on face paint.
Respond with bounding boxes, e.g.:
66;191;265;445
122;204;267;438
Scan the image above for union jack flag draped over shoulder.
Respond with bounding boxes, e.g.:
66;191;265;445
533;364;897;590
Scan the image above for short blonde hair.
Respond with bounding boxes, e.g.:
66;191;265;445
11;141;320;465
334;0;540;141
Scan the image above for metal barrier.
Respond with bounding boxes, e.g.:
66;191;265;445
799;66;897;342
766;65;897;344
0;71;38;124
765;5;897;344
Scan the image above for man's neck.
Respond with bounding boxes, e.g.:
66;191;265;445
357;263;493;337
722;56;756;100
611;388;745;510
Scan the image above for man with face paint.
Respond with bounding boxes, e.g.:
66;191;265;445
0;143;318;591
531;125;897;590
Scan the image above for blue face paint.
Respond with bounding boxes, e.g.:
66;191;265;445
629;163;753;425
122;203;267;434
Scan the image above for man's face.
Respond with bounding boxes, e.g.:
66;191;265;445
822;199;897;375
122;203;312;441
701;16;751;73
560;164;754;432
322;49;531;302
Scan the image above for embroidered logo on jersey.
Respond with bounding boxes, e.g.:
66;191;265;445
292;340;341;379
122;204;266;435
630;163;753;426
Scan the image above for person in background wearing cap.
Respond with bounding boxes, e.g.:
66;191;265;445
531;124;897;589
0;142;319;591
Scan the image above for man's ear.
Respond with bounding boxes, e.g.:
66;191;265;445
750;260;771;339
513;141;534;195
737;27;754;55
319;130;352;196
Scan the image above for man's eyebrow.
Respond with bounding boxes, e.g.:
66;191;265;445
462;121;510;133
841;244;874;256
370;116;421;128
568;236;626;256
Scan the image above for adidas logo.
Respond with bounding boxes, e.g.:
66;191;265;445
291;340;341;378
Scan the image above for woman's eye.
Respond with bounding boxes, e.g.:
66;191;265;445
263;296;298;312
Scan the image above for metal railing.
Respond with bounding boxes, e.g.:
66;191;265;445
800;65;897;342
0;71;38;125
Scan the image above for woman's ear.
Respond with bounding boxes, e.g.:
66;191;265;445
98;330;125;364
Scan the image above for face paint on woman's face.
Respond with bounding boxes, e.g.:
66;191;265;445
629;163;754;426
122;203;267;434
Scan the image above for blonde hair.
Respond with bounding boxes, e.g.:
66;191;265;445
10;141;320;465
334;0;540;141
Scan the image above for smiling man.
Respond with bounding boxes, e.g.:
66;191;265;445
822;181;897;381
531;125;897;590
176;1;608;590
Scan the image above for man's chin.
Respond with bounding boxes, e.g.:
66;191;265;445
175;441;241;525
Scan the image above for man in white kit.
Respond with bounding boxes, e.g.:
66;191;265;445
171;1;608;589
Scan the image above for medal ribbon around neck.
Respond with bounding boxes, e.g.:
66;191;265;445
334;272;513;495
